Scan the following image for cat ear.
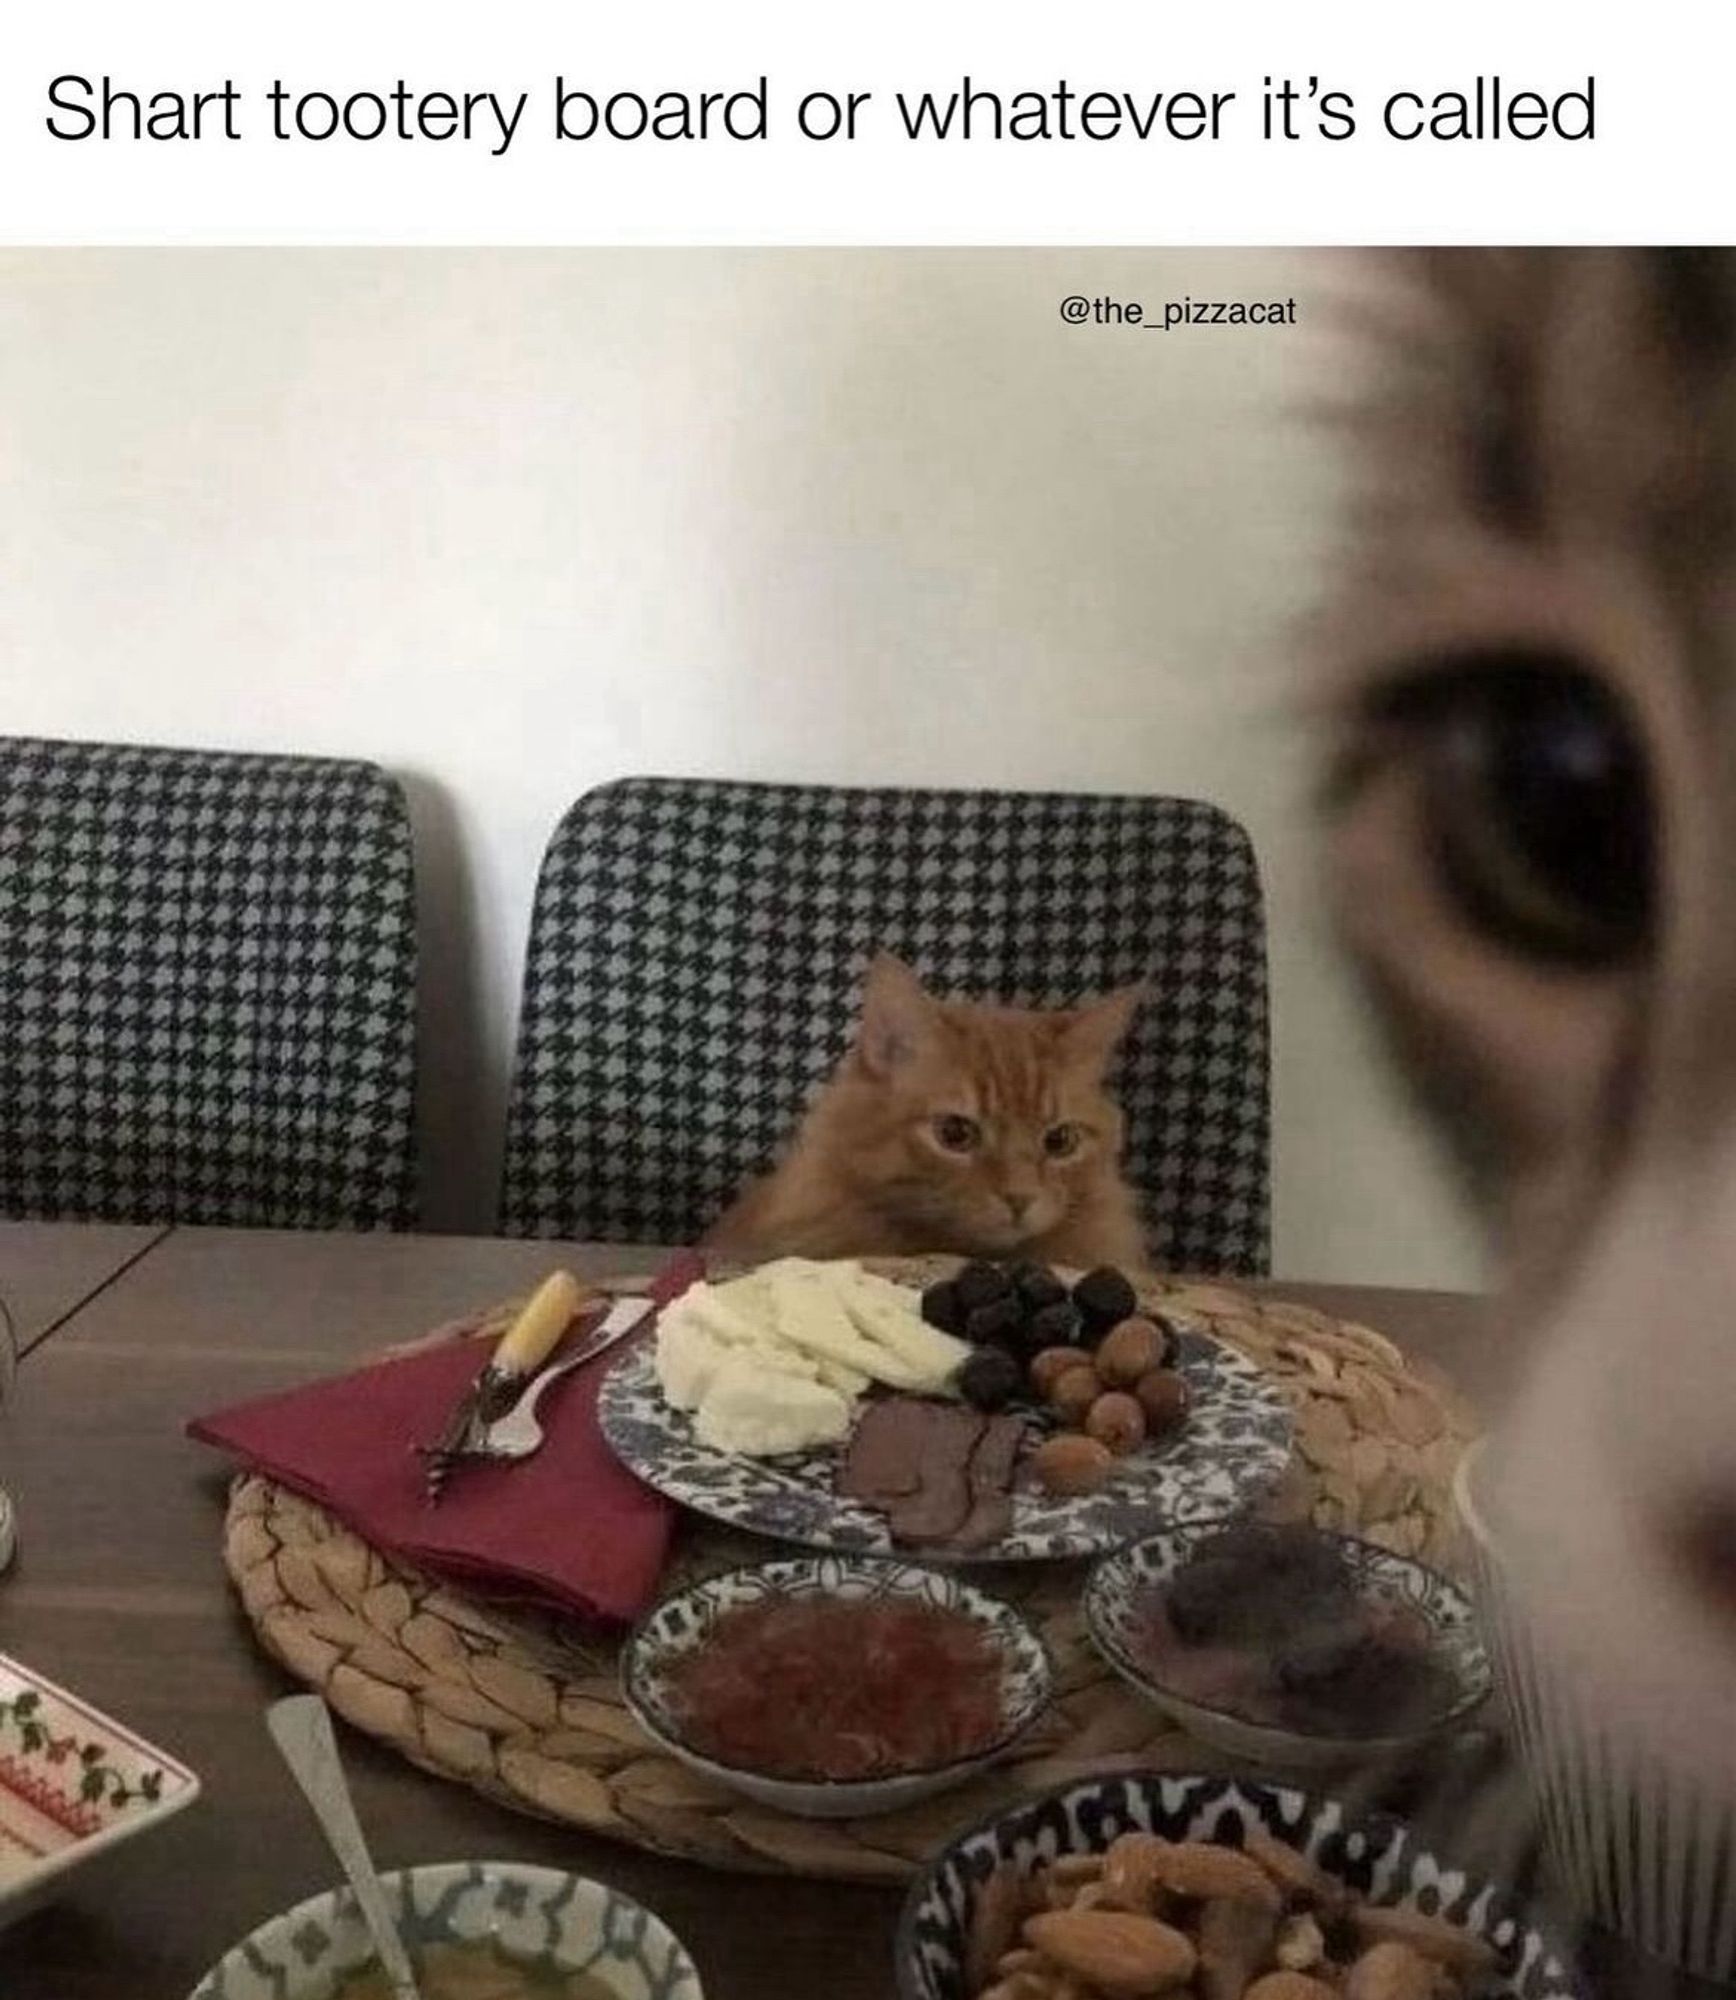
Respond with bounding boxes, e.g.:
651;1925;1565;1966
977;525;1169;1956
1059;983;1147;1073
856;954;944;1077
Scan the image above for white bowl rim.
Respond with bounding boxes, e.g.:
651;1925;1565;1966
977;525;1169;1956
1081;1517;1491;1754
186;1858;702;1999
1452;1434;1502;1563
620;1552;1053;1791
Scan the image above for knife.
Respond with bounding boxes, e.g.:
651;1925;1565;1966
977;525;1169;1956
417;1269;594;1502
472;1294;657;1460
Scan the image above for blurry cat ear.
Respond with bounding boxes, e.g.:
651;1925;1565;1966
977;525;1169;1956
857;954;942;1076
1060;983;1147;1071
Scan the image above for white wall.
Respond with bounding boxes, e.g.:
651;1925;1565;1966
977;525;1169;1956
0;247;1482;1288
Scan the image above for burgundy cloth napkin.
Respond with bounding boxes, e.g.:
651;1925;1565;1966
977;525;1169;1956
187;1251;704;1627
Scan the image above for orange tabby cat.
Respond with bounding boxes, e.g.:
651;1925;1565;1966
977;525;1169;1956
703;955;1153;1269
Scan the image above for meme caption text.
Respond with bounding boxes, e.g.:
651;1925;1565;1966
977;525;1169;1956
42;72;1600;155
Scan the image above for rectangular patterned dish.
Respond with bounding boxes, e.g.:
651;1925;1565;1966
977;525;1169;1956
0;1649;200;1928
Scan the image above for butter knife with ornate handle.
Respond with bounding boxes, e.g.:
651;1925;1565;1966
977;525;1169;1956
417;1269;593;1503
472;1294;655;1463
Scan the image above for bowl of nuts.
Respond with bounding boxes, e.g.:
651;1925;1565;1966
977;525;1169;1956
893;1771;1584;2000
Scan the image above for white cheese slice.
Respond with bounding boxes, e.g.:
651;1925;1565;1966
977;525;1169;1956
654;1314;729;1412
834;1263;972;1384
764;1271;931;1389
691;1354;854;1457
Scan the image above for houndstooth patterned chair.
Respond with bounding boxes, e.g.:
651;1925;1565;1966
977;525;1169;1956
500;779;1270;1274
0;736;418;1230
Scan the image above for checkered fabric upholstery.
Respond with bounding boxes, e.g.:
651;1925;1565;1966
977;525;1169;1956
500;779;1269;1275
0;736;418;1229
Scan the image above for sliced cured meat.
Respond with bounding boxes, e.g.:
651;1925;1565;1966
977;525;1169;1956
887;1405;986;1545
839;1396;1025;1553
952;1413;1026;1551
838;1395;930;1501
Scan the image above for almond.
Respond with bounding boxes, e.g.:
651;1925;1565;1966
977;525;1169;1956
994;1949;1047;1978
968;1864;1028;1991
1243;1829;1350;1914
1151;1840;1283;1912
1344;1941;1436;2000
1198;1895;1281;2000
1051;1853;1107;1885
1024;1908;1198;1995
1100;1831;1170;1913
1350;1905;1497;1977
1246;1976;1340;2000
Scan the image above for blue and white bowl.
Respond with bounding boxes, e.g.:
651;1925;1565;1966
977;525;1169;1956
621;1555;1052;1820
895;1771;1585;2000
1084;1521;1491;1768
187;1861;703;2000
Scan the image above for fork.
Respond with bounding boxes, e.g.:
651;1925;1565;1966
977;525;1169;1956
470;1295;655;1464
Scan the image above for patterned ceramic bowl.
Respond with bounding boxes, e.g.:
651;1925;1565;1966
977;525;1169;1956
620;1554;1052;1820
895;1771;1586;2000
1083;1522;1490;1769
0;1650;200;1931
187;1860;703;1999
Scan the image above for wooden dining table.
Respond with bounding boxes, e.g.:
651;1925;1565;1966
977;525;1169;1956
0;1219;169;1356
0;1221;1588;2000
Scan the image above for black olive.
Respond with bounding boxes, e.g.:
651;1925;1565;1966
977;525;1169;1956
965;1295;1025;1348
1008;1260;1068;1312
1024;1298;1084;1352
920;1278;966;1336
1071;1265;1139;1339
958;1346;1022;1413
955;1259;1013;1313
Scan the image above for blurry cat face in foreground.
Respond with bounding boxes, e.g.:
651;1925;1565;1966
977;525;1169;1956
1321;248;1736;1780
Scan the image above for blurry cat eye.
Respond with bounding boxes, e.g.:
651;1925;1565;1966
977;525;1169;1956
1043;1122;1083;1159
931;1114;982;1153
1353;649;1655;969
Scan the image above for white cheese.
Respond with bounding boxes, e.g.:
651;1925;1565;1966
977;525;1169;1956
690;1354;854;1457
656;1257;966;1451
654;1314;728;1412
834;1263;973;1383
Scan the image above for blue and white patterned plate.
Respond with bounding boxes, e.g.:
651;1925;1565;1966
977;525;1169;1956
621;1555;1052;1820
1084;1523;1491;1767
187;1860;703;2000
598;1301;1294;1563
895;1772;1585;2000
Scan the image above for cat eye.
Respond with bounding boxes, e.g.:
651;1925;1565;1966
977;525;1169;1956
1355;650;1655;968
931;1114;982;1154
1043;1122;1083;1159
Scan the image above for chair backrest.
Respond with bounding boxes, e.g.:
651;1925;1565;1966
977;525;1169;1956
0;736;418;1230
500;778;1269;1274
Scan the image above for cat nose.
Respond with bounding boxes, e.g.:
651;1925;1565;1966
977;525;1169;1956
1005;1193;1033;1222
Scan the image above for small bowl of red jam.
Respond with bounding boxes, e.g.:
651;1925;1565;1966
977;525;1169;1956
620;1554;1052;1819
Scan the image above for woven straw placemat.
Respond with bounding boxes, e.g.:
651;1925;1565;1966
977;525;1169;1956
221;1271;1479;1884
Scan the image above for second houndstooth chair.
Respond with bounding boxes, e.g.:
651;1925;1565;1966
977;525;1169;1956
499;778;1270;1275
0;735;418;1230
